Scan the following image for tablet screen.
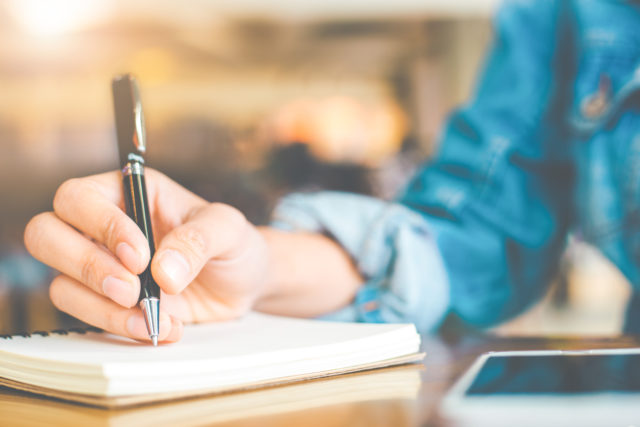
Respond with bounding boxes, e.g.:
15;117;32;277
467;354;640;395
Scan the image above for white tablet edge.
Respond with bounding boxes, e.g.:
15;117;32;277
439;348;640;427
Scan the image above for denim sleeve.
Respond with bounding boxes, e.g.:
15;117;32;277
399;0;575;327
270;191;450;334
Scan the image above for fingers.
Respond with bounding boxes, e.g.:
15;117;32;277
25;212;141;308
52;174;150;273
152;203;250;295
49;170;207;274
24;169;208;343
50;275;183;343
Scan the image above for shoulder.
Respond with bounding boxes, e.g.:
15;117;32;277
491;0;563;54
494;0;559;28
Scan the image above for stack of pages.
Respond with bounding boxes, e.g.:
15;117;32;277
0;313;423;407
0;366;422;425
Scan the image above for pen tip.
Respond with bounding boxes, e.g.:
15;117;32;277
152;336;158;347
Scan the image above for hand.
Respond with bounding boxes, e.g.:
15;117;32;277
24;169;271;344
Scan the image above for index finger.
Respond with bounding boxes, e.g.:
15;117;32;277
53;172;150;273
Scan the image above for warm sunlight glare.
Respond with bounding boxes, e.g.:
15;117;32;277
7;0;112;36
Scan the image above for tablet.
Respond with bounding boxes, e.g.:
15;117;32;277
441;349;640;427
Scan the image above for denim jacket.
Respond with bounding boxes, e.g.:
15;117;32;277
272;0;640;334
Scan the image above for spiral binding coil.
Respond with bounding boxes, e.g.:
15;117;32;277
0;326;102;339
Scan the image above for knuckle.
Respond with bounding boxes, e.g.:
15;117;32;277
53;178;83;215
101;212;121;250
80;250;101;289
24;212;54;256
209;203;250;242
211;203;246;224
173;226;207;261
24;213;46;254
210;203;248;234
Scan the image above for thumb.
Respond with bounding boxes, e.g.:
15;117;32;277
151;203;250;295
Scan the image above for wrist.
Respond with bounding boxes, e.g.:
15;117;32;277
255;226;283;301
253;226;363;317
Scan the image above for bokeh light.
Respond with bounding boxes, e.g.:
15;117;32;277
6;0;112;36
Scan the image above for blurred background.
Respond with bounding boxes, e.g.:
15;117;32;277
0;0;630;337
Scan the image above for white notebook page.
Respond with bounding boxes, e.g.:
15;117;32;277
0;313;420;396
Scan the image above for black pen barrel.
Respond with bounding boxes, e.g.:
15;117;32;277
122;163;161;302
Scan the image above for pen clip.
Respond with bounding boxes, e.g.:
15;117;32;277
112;74;147;168
131;81;146;154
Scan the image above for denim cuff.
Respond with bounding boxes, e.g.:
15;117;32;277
270;191;450;334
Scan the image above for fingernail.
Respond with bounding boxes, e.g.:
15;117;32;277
116;242;141;272
127;312;171;341
158;250;190;285
103;276;137;307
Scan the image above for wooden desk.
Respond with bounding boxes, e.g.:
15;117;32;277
1;334;638;427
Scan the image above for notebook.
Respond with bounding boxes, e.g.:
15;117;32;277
0;313;423;408
0;365;422;426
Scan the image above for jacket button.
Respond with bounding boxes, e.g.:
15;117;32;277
581;73;611;119
363;301;378;312
581;92;608;118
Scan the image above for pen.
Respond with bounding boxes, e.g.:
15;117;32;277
111;74;160;346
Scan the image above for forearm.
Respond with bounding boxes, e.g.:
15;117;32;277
254;226;363;317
